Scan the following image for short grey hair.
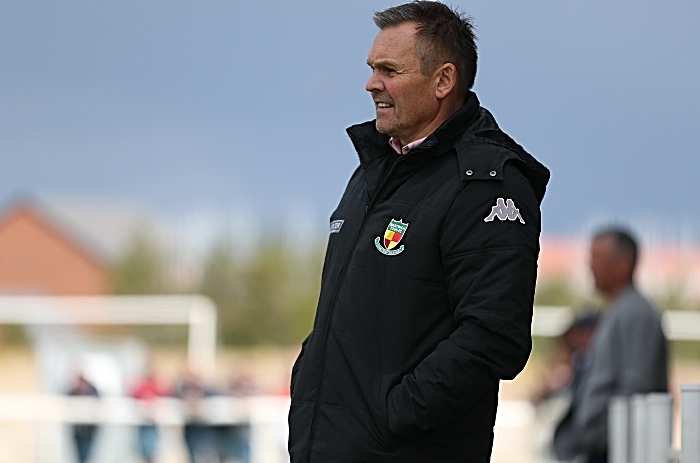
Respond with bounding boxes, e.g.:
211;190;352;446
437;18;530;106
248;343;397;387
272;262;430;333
373;1;478;95
594;227;639;270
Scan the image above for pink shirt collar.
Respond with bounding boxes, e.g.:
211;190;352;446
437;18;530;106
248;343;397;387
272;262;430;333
389;136;428;155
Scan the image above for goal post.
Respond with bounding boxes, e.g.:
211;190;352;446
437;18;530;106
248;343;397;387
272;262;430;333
0;294;218;374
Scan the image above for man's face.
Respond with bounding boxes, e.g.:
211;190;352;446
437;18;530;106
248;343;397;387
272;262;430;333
589;235;623;295
365;22;441;145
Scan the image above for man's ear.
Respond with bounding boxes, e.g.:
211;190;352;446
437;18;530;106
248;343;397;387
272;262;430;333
435;63;458;100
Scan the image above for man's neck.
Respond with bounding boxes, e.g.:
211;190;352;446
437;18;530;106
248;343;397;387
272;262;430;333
605;281;633;302
396;96;466;147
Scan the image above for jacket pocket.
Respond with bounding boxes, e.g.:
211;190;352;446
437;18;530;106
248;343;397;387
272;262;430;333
372;373;402;448
290;333;314;401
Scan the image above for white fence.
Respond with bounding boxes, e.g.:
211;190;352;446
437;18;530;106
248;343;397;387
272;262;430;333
532;306;700;341
0;395;291;463
3;303;700;462
608;386;700;463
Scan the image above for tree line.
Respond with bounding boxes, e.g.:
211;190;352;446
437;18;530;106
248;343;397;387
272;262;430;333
110;230;322;346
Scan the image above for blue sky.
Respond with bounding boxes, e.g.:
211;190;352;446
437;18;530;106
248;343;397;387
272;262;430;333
2;1;699;236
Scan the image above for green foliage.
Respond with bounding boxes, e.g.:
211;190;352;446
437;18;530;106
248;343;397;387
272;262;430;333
109;228;324;346
0;324;28;345
534;279;579;307
655;283;693;312
198;239;322;346
110;230;166;294
669;340;700;359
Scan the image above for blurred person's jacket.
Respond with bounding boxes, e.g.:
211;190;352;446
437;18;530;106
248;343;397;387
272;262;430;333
553;285;668;460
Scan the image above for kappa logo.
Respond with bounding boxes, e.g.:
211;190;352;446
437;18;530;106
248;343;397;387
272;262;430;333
484;198;525;224
375;219;408;256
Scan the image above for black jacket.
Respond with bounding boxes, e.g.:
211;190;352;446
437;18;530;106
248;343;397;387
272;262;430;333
288;92;550;462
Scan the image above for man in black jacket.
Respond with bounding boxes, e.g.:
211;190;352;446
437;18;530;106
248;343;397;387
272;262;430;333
288;2;550;462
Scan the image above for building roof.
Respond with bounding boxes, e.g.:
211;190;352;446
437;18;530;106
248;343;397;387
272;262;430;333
0;193;157;264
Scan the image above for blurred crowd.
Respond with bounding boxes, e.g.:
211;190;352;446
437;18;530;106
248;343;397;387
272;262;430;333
65;367;261;463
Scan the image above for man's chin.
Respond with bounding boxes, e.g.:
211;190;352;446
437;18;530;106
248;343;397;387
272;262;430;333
375;121;397;137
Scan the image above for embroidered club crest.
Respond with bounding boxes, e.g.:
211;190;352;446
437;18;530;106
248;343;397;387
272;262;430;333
375;219;408;256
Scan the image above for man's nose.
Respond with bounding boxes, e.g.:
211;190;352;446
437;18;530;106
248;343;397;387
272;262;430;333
365;72;384;93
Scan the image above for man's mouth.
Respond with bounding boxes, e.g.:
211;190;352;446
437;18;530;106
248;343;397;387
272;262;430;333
376;102;393;109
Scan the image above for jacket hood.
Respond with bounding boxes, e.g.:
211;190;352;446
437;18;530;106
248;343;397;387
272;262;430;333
459;104;550;204
347;91;550;203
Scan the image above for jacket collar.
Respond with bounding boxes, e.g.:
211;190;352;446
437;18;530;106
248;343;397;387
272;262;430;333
346;91;550;204
346;91;481;168
409;91;481;156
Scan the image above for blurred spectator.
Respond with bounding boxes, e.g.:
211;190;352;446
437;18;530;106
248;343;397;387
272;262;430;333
175;368;217;463
553;228;668;463
67;372;100;463
131;369;168;463
214;373;258;463
533;312;598;404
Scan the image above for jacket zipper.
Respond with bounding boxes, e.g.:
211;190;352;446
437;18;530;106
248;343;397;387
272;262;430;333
304;154;408;461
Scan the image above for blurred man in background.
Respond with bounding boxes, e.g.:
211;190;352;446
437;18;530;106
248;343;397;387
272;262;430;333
553;228;668;463
131;368;167;463
213;372;257;463
175;368;217;463
532;312;598;404
288;1;549;461
67;372;100;463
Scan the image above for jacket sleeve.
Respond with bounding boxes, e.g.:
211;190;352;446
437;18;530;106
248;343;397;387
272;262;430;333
387;162;541;436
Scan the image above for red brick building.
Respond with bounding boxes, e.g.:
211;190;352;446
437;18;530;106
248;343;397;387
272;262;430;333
0;196;151;295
